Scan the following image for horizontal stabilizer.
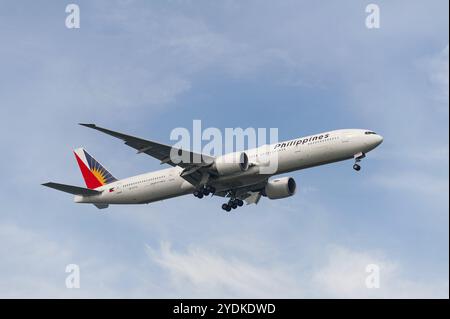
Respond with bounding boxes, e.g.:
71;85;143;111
42;182;102;196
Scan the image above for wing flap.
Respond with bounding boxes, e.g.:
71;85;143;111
244;192;262;205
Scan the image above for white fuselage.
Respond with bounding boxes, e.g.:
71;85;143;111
74;129;383;205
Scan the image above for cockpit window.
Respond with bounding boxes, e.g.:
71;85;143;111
365;131;377;135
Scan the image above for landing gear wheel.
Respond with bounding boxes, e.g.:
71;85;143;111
200;186;215;196
236;199;244;207
197;192;204;199
231;202;238;209
222;204;231;212
193;190;200;198
353;164;361;171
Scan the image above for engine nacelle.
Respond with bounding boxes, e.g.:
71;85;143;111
213;152;249;176
263;177;297;199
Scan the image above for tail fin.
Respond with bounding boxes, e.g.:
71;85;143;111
74;148;117;189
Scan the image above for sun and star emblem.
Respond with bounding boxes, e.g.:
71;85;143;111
90;167;107;185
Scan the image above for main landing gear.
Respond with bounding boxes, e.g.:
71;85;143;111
353;152;366;172
193;185;216;199
193;186;244;211
221;198;244;212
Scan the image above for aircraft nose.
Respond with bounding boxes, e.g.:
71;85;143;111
375;134;383;146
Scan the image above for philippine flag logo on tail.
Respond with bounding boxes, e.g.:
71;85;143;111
74;148;117;189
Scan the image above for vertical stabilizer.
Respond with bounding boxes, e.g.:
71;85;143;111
73;148;117;189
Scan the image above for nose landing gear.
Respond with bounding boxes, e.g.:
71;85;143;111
353;152;365;172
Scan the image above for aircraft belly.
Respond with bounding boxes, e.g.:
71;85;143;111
137;176;194;204
213;173;267;191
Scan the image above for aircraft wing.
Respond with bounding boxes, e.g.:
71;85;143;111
79;124;215;186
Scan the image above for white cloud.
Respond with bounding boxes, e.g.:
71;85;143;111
312;246;397;298
313;246;448;298
148;242;448;299
372;171;449;208
147;241;302;298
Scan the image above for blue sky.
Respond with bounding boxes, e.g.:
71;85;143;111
0;0;448;298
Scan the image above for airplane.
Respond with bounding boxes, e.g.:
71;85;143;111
42;124;383;211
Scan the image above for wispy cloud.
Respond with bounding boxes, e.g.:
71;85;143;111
147;242;448;298
428;45;449;105
146;241;302;298
313;245;448;298
372;171;449;209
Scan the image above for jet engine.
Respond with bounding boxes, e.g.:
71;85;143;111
213;152;249;176
263;177;297;199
